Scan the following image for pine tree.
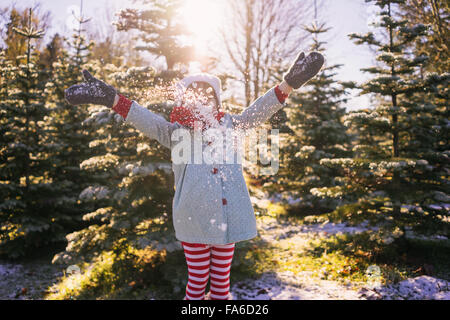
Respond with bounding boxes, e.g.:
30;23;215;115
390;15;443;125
0;9;70;257
399;0;448;74
320;0;449;240
50;3;186;296
51;62;184;267
271;11;354;214
38;33;64;74
0;50;14;200
114;0;195;70
1;6;50;64
42;5;98;248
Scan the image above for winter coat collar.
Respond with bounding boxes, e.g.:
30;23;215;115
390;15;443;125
170;105;225;130
170;73;225;130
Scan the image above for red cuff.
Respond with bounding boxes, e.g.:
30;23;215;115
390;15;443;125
275;85;289;104
112;94;133;119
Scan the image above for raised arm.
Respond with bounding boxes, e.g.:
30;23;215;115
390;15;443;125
231;82;292;131
232;51;324;131
65;70;177;149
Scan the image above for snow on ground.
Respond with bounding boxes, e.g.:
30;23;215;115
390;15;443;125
360;276;450;300
0;260;64;299
228;216;371;300
256;215;378;243
228;215;449;300
232;271;362;300
1;213;449;300
0;262;22;277
232;271;450;300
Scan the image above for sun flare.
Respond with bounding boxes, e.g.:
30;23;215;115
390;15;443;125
180;0;225;55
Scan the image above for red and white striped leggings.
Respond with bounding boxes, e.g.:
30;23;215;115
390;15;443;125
181;241;235;300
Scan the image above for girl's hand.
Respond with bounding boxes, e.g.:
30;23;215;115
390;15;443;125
283;51;325;89
64;70;118;108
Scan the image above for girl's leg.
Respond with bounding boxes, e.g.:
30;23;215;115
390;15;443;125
181;242;211;300
209;243;235;300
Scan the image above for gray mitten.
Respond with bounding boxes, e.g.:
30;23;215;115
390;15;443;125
65;70;117;107
283;51;325;89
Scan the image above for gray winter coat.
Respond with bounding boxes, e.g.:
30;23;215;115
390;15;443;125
124;85;285;245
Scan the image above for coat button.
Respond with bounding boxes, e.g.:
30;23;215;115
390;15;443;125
212;167;218;174
222;198;227;205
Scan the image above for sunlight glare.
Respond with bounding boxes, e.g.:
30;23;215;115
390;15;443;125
181;0;225;55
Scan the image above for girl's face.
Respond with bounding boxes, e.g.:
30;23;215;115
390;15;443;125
185;82;219;114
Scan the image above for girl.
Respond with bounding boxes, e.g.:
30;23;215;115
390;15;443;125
65;51;324;300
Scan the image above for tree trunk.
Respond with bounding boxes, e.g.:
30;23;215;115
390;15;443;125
244;0;254;106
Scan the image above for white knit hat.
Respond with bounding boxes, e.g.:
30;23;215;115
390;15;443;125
176;73;222;107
